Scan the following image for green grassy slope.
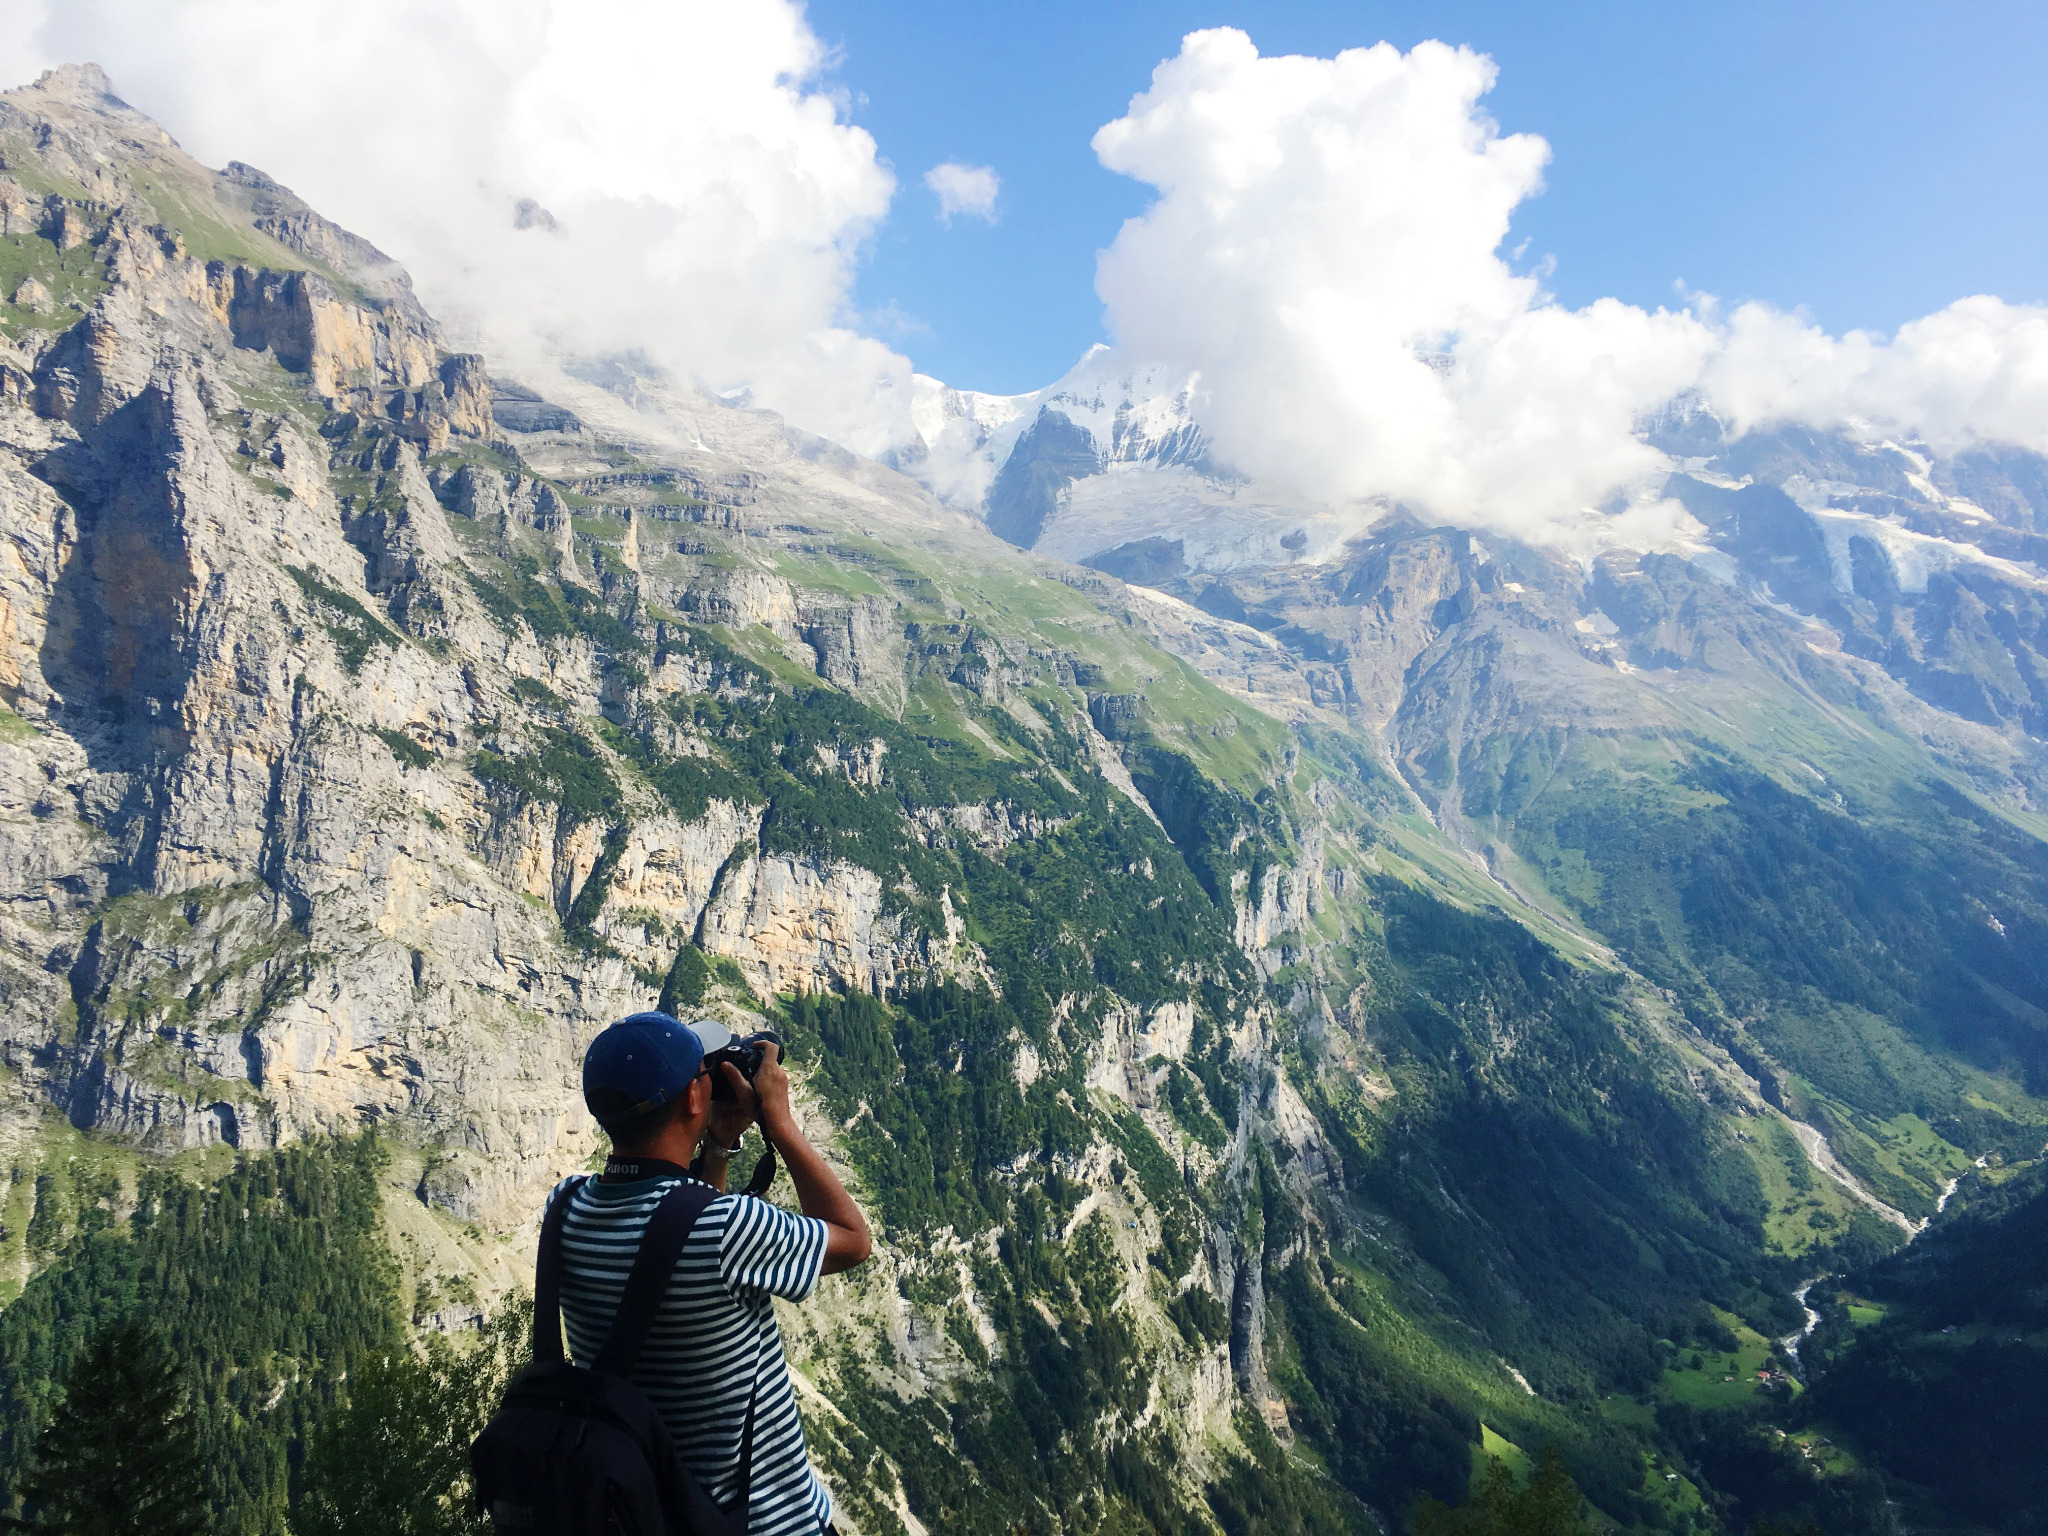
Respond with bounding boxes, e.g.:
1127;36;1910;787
1789;1163;2048;1533
1469;732;2048;1173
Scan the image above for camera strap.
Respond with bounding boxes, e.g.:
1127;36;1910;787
685;1141;778;1197
741;1141;778;1198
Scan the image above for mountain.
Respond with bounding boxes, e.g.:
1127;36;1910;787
902;347;2048;1227
0;62;2042;1536
897;349;1361;573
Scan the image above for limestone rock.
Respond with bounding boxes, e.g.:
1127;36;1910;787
438;353;492;439
0;178;35;237
696;850;898;997
40;195;88;251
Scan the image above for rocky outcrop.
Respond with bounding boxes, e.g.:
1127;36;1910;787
437;353;493;439
1233;819;1325;956
696;850;899;996
216;158;439;332
910;800;1069;853
228;267;375;395
796;593;906;706
676;569;802;633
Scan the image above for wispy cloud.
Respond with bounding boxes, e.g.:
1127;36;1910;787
924;161;1000;224
860;300;932;338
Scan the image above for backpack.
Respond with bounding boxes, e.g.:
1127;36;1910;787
471;1176;758;1536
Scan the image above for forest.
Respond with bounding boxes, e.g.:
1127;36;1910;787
0;1138;399;1532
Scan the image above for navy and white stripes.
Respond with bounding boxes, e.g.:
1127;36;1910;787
548;1174;831;1536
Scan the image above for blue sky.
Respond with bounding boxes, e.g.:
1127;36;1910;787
806;0;2048;396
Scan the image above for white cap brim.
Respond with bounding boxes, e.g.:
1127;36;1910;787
687;1019;735;1056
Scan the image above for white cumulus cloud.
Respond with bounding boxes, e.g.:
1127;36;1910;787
1092;28;2048;549
1705;296;2048;455
0;0;920;457
924;161;1000;224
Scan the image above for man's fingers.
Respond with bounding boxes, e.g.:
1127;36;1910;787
720;1061;754;1096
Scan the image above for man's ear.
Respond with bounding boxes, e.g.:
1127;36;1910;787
686;1071;713;1116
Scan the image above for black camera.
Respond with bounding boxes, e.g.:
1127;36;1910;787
706;1030;781;1100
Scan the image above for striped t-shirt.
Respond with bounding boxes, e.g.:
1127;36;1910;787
547;1173;831;1536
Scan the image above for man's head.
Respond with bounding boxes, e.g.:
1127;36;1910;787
582;1012;735;1152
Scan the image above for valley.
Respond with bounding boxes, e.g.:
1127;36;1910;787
0;61;2040;1536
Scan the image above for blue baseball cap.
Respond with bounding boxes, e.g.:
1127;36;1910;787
582;1012;733;1130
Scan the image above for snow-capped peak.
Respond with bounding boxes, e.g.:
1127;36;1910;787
897;345;1208;512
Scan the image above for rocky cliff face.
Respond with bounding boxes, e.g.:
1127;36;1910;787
1;64;2044;1536
0;69;762;1205
0;77;1330;1499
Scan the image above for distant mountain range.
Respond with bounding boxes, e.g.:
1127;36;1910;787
899;347;2048;811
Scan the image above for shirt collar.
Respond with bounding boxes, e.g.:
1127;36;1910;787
598;1154;696;1184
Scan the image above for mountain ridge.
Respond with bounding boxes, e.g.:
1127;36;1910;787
0;62;2040;1536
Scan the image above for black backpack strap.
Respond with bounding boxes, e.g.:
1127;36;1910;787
595;1179;720;1376
733;1371;760;1517
531;1174;588;1366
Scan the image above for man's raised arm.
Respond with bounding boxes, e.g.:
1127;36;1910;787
719;1043;871;1273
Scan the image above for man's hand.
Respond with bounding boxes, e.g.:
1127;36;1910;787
750;1041;796;1138
706;1060;759;1152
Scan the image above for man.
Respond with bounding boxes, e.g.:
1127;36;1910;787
555;1012;872;1536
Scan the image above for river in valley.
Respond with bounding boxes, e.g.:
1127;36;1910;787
1777;1160;1980;1377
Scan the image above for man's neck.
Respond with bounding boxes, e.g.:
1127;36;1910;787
600;1151;694;1183
612;1112;709;1173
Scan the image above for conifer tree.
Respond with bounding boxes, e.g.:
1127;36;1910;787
296;1296;531;1536
657;942;710;1016
1414;1449;1593;1536
6;1322;208;1536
